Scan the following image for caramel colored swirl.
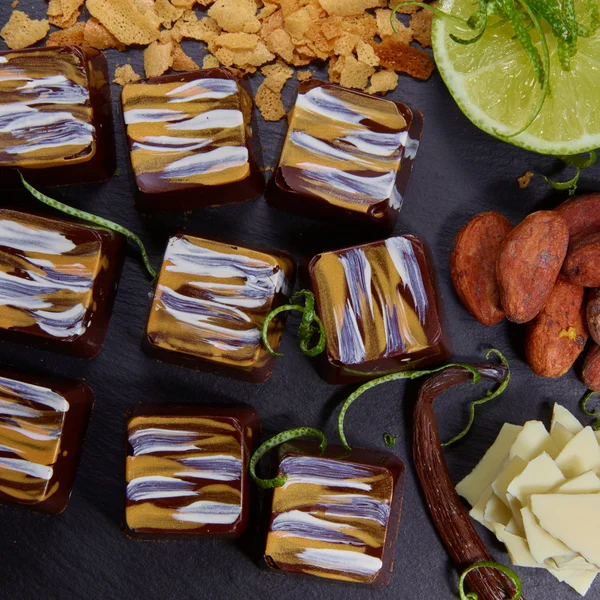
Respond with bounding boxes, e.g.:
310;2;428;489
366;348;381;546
0;210;105;341
0;48;95;169
122;73;253;192
311;236;433;366
126;415;245;533
279;84;415;214
265;455;393;583
147;235;293;370
0;376;69;504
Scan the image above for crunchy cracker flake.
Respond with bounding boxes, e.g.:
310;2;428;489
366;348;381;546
1;11;50;49
47;21;86;46
114;63;141;85
297;70;312;81
341;14;377;41
208;0;261;34
154;0;185;29
319;0;386;16
260;9;284;39
256;81;286;121
333;33;359;56
84;17;125;50
356;39;380;66
265;28;294;62
283;7;311;40
261;60;294;92
409;9;433;47
367;69;398;94
202;54;220;68
258;3;279;19
144;39;174;77
171;42;200;70
170;0;197;8
375;8;413;43
86;0;160;45
215;32;259;50
391;0;419;14
175;16;221;43
280;0;311;18
339;54;375;89
374;37;434;79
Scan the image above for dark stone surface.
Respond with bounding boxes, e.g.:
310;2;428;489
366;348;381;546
0;3;598;600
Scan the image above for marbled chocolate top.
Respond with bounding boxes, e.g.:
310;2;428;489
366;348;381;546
147;235;293;369
126;414;244;533
0;47;95;168
311;236;435;366
0;210;105;341
279;83;415;214
265;454;394;583
122;70;253;193
0;376;69;504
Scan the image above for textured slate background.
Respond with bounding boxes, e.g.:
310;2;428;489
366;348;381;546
0;3;599;599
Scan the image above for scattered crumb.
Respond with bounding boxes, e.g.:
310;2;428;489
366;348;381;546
297;70;312;81
1;11;50;49
518;171;534;189
11;1;18;8
113;63;141;85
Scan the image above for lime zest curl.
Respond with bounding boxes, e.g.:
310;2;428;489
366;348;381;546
261;289;326;358
249;427;328;489
459;561;522;600
337;349;510;451
542;150;597;195
19;173;157;281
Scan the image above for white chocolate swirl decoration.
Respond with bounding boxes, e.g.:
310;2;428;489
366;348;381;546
0;211;104;341
279;84;416;214
265;455;394;583
126;415;245;532
122;75;253;191
0;49;95;168
0;376;69;504
147;235;294;369
311;236;432;365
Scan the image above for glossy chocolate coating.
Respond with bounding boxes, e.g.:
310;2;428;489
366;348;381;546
121;68;265;212
0;45;115;188
266;80;423;231
309;235;450;384
263;443;405;586
124;404;260;539
0;209;124;359
144;234;295;382
0;368;93;515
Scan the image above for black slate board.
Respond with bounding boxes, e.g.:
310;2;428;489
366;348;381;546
0;3;599;600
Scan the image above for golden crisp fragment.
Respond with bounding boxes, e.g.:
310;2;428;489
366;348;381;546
171;43;200;70
409;9;433;47
367;69;398;94
356;40;380;66
202;54;221;68
318;0;385;16
374;37;434;80
144;40;174;77
1;11;50;49
47;21;86;46
176;16;221;43
262;60;294;92
154;0;185;28
297;70;312;81
114;64;141;85
256;82;286;121
86;0;160;45
84;17;125;50
208;0;261;34
216;32;260;50
265;28;294;62
339;54;375;90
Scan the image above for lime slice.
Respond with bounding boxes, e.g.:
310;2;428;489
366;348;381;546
432;0;600;155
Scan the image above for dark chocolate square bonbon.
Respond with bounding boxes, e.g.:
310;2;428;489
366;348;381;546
264;444;405;586
122;67;264;212
0;369;93;514
309;234;450;383
266;80;423;230
144;234;295;382
0;45;115;187
125;404;260;538
0;209;124;359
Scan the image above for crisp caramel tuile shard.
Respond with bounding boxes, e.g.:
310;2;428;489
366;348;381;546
114;63;141;85
0;209;124;359
266;80;423;230
309;235;450;384
1;11;50;50
144;234;296;382
121;67;265;211
263;442;405;586
0;46;116;187
0;369;93;515
125;404;260;538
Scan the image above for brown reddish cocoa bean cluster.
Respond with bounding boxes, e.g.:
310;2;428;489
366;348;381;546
450;194;600;391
